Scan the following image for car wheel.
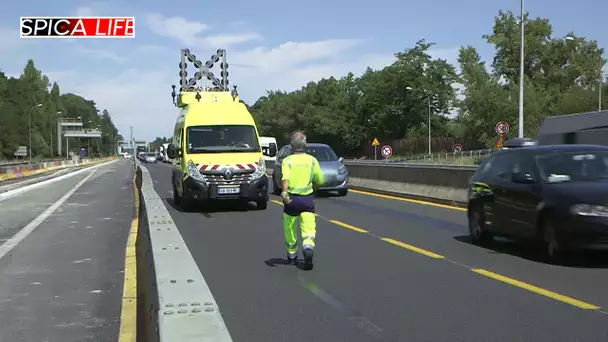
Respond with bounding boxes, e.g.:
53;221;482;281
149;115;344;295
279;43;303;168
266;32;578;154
337;189;348;196
257;200;268;210
272;176;281;195
468;208;491;244
180;195;195;212
542;219;563;262
172;184;182;205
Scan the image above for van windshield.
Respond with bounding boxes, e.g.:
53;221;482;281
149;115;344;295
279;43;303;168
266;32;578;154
187;125;260;153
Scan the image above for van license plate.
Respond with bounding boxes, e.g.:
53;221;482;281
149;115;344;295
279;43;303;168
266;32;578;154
218;187;240;195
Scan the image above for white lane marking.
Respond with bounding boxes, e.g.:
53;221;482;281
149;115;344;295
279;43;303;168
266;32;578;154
0;168;99;261
73;258;92;264
0;160;118;202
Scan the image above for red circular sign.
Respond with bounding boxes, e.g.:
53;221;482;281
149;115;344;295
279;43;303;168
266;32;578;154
381;145;393;158
495;121;509;136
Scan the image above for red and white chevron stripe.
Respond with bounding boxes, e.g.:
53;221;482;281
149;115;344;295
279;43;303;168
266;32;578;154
196;163;257;171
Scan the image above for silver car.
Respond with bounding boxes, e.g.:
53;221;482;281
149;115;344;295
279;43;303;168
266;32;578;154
144;152;157;163
272;143;348;196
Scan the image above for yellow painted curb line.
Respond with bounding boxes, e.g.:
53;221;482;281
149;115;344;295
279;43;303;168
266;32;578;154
118;171;139;342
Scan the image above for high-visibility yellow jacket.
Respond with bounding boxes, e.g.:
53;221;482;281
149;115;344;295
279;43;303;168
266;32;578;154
281;153;324;195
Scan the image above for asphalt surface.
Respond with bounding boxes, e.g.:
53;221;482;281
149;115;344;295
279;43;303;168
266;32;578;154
146;163;608;342
0;160;134;342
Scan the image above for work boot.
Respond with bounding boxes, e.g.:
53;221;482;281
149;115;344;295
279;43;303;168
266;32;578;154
302;248;314;270
287;253;297;264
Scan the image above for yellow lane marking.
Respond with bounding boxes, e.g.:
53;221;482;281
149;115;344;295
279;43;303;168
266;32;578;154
118;177;139;342
329;220;368;233
269;197;602;312
350;189;467;212
381;237;445;259
271;199;283;206
472;269;600;310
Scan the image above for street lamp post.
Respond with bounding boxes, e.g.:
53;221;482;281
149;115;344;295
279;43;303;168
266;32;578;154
51;110;62;157
406;86;432;155
518;0;525;138
29;103;43;164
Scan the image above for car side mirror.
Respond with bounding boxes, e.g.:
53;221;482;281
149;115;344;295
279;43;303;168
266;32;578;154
512;172;535;184
263;143;277;157
167;144;179;159
338;157;344;163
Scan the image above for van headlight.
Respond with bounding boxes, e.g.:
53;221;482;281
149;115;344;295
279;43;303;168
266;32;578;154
570;204;608;217
251;158;266;180
338;165;346;174
187;160;204;181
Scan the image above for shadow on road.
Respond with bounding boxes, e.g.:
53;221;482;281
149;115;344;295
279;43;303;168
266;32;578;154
453;235;608;269
164;197;257;217
264;257;313;271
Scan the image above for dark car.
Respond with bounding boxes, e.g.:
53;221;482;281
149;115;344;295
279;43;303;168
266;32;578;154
467;144;608;260
272;143;348;196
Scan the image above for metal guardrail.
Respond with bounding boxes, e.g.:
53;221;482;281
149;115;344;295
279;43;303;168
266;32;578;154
343;160;478;170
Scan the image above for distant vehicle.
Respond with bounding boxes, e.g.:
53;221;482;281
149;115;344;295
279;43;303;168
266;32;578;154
259;136;278;163
272;143;348;196
143;152;157;163
467;144;608;261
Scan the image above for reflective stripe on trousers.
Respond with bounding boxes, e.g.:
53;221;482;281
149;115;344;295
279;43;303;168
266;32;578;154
283;212;316;254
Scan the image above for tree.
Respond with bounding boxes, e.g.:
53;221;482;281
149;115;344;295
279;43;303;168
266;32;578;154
0;60;122;160
466;10;607;140
250;10;606;155
250;39;459;155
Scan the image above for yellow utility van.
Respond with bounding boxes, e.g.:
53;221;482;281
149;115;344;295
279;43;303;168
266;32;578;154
166;90;277;210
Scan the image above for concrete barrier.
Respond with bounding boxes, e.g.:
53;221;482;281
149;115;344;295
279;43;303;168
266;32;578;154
264;160;477;206
344;162;476;205
135;162;232;342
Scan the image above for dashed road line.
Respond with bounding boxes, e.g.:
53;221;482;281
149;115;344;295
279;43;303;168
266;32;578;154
268;198;603;313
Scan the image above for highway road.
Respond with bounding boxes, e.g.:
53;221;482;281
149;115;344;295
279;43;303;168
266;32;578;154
0;160;134;342
145;162;608;342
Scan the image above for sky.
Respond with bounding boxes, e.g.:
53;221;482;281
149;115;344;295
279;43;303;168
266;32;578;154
2;0;607;142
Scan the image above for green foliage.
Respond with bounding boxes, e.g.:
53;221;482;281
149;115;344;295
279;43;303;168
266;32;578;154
250;11;607;155
0;60;122;160
149;137;172;152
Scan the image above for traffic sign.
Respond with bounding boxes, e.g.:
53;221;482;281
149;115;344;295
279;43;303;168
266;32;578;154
495;121;509;136
452;144;463;152
495;135;504;148
372;137;380;146
381;145;393;158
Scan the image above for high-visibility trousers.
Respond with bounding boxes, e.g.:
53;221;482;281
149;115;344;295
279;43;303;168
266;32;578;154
283;193;316;257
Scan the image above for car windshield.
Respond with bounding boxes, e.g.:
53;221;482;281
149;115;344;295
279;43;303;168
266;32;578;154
146;153;155;157
284;146;338;161
187;125;260;153
535;151;608;183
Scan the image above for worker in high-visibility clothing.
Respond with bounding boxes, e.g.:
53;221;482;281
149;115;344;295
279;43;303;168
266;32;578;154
280;131;324;269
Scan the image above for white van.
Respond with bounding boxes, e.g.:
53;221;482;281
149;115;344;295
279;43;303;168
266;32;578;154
259;136;278;162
